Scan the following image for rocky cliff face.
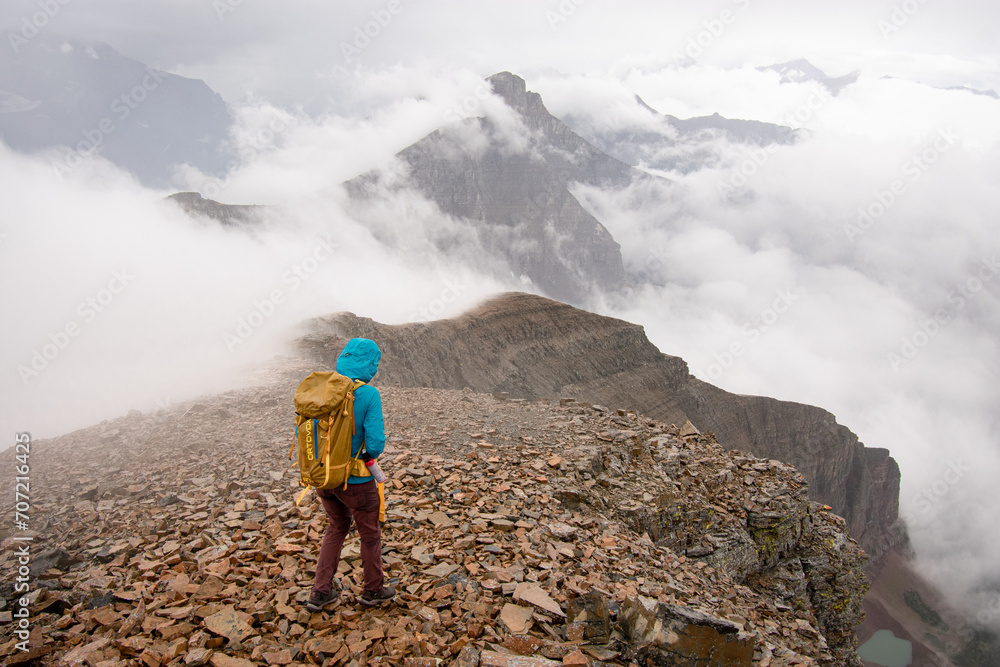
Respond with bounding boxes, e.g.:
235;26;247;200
483;72;636;187
0;40;233;188
298;292;901;563
345;73;631;303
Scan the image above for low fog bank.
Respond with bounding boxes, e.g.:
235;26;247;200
0;140;507;444
554;70;1000;626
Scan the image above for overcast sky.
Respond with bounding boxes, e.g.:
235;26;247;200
4;0;999;105
3;0;1000;627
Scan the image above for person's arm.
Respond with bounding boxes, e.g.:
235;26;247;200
360;387;385;459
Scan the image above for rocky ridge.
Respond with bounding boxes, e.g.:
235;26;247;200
165;193;266;228
562;96;797;175
298;292;901;564
0;357;866;666
758;60;859;96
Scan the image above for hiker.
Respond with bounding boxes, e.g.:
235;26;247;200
306;337;395;611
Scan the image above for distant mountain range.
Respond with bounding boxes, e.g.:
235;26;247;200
761;58;859;95
943;84;999;98
0;47;865;190
170;71;800;302
562;93;797;174
0;40;232;186
880;75;999;99
1;41;820;299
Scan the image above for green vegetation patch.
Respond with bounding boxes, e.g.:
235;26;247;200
903;590;946;629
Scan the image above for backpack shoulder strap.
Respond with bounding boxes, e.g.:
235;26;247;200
335;379;366;490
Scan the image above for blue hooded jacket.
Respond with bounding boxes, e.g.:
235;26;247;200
336;338;385;484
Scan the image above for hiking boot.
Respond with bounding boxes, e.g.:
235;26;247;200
305;588;338;612
359;586;396;606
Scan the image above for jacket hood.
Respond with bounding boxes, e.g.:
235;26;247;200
336;338;381;382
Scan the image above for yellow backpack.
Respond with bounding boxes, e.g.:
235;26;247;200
290;372;369;503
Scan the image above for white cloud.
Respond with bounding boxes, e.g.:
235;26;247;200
0;140;507;442
557;68;1000;623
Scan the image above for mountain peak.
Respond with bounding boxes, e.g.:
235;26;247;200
486;71;548;120
346;74;635;303
486;71;525;96
760;59;859;95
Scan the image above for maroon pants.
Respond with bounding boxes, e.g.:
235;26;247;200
312;481;384;595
